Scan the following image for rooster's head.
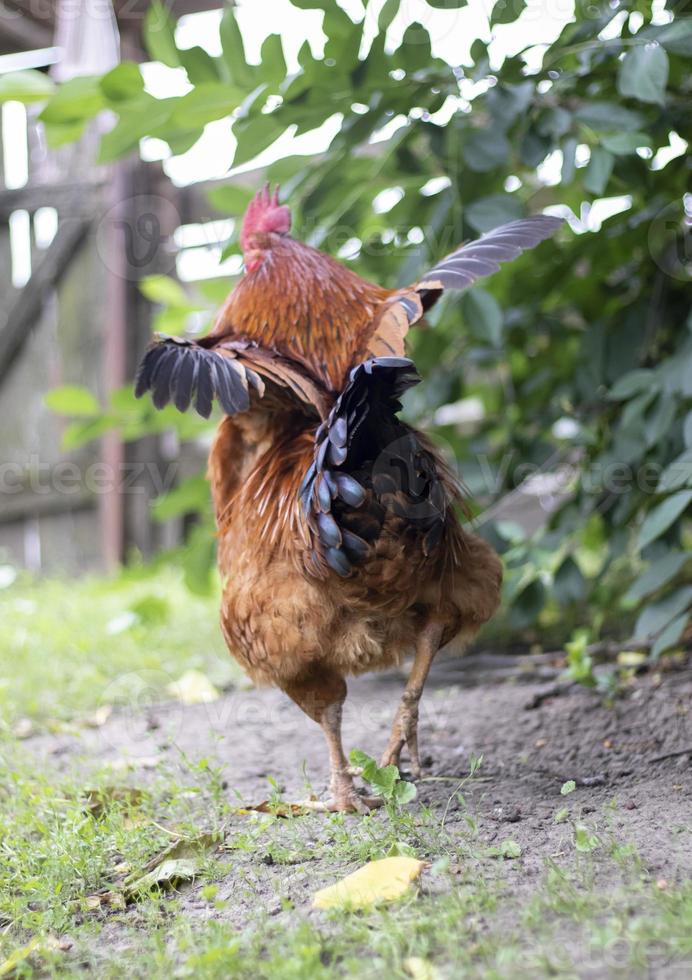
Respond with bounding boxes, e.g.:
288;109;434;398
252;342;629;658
240;184;291;271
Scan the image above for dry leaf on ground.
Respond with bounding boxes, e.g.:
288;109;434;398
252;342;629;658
234;800;315;818
312;856;426;910
123;831;222;899
84;786;147;818
404;957;442;980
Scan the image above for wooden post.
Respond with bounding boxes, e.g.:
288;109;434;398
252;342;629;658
51;0;125;569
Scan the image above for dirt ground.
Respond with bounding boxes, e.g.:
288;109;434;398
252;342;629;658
29;653;692;894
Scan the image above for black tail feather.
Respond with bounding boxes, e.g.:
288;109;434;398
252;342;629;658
300;356;446;578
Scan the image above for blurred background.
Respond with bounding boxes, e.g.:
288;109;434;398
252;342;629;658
0;0;690;694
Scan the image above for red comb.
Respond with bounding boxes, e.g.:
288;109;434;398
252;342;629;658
240;184;290;252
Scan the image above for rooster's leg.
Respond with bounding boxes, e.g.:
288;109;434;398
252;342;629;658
283;667;381;813
380;620;444;778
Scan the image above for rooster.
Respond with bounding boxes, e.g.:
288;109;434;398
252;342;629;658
136;186;561;811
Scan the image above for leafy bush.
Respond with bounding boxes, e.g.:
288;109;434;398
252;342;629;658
11;0;690;657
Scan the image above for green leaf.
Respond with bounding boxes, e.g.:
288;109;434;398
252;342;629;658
575;101;645;132
0;69;55;104
561;137;577;184
40;76;104;124
144;0;181;67
564;629;596;687
625;552;689;603
574;824;600;853
182;522;217;595
349;749;379;783
100;63;144;102
220;6;254;87
170;83;244;128
207;184;255;215
644;395;676;448
44;385;100;417
638;491;692;550
392;781;417;805
370;764;399;797
61;416;119;450
644;17;692;56
385;840;417;858
650;613;689;660
607;369;658;401
427;0;468;7
658;449;692;493
179;46;220;85
377;0;401;30
583;147;613;195
233;112;283;167
259;34;287;90
465;194;524;233
99;95;174;162
464;288;503;347
553;557;586;604
634;586;692;643
140;275;189;307
44;120;88;149
561;780;576;795
684;411;692;448
462;129;510;172
130;595;170;625
490;0;526;26
487;82;534;130
537;106;572;138
601;131;651;155
395;24;433;74
498;839;521;859
153;475;210;521
617;44;668;106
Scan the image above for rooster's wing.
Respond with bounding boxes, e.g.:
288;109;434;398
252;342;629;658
134;334;330;419
365;214;562;359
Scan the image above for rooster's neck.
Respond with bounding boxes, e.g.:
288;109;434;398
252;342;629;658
212;236;391;391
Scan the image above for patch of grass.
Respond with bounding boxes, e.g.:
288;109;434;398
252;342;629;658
0;571;690;978
0;566;240;729
1;739;690;979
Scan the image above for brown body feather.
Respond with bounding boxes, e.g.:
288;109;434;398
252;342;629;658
206;230;502;691
209;408;501;688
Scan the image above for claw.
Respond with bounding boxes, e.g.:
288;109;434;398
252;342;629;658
297;793;382;814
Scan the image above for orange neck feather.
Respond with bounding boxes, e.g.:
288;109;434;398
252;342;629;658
210;235;391;391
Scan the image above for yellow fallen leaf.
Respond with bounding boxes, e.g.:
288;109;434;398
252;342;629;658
84;704;113;728
85;891;126;911
312;857;425;910
404;957;442;980
13;718;34;739
617;651;647;667
167;670;220;704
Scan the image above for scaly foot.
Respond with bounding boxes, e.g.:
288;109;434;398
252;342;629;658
380;699;421;778
299;770;383;813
